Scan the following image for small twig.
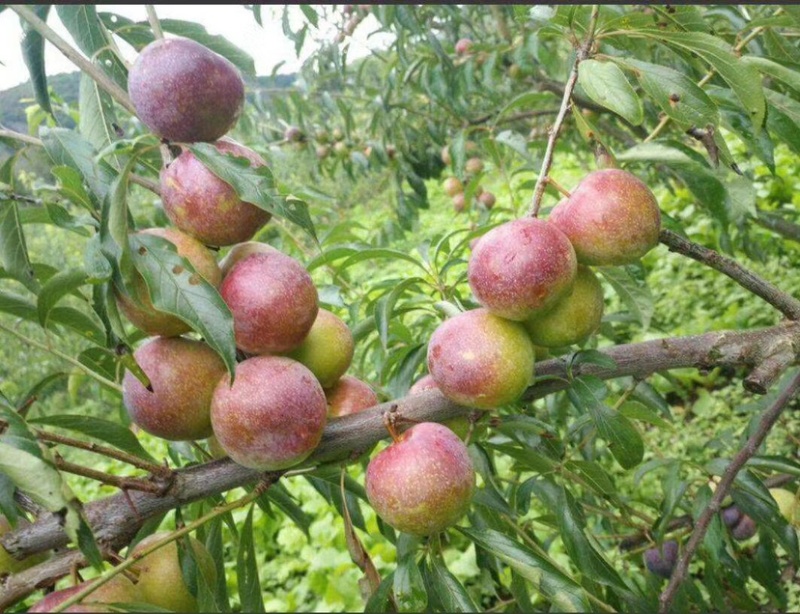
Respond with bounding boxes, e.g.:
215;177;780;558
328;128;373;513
658;370;800;613
659;229;800;321
50;475;280;613
545;176;572;199
754;210;800;245
145;5;164;40
53;456;163;495
529;5;599;217
35;429;169;476
9;5;137;116
470;108;560;127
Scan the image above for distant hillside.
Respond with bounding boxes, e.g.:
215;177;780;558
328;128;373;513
0;70;296;137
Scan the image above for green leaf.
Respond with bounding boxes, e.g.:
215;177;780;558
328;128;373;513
261;482;311;536
619;58;719;127
56;5;128;89
564;460;616;496
19;5;52;116
742;56;800;97
40;127;117;205
52;166;97;214
203;518;231;613
236;506;265;613
0;200;36;291
37;269;88;327
631;30;765;131
426;556;478;612
29;415;156;462
78;71;119;154
128;233;236;375
459;527;591;612
764;88;800;156
619;400;673;430
189;143;317;241
578;59;643;125
394;535;427;612
569;376;644;469
597;265;653;330
0;289;106;344
375;277;424;349
299;5;318;28
731;487;799;563
528;480;629;591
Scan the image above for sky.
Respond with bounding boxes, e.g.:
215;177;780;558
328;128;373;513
0;5;386;91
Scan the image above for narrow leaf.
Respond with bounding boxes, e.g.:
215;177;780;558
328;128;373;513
189;143;316;240
236;506;265;612
19;5;52;115
37;269;88;327
129;233;237;376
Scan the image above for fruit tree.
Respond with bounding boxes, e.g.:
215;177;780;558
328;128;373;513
2;4;800;612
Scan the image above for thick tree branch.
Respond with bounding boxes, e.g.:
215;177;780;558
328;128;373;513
2;322;800;607
658;370;800;613
660;229;800;322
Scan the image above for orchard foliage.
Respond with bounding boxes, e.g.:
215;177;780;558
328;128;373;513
2;4;800;613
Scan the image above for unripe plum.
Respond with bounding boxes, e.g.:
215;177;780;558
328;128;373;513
115;227;222;337
427;309;535;410
130;533;215;613
365;422;475;536
326;375;379;417
29;576;140;612
0;516;47;575
643;540;678;579
452;193;467;213
333;141;349;158
210;356;327;470
128;38;244;143
288;309;354;388
769;488;800;526
123;336;226;441
465;157;484;174
443;177;463;197
441;145;452;165
478;191;496;209
524;265;604;348
160;139;271;247
468;218;577;321
548;169;661;266
220;250;318;354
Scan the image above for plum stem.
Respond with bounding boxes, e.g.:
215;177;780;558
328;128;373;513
145;5;165;40
382;405;401;443
658;370;800;613
528;4;599;218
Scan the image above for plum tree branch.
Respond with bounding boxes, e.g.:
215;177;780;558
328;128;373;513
528;5;599;217
754;210;800;245
2;322;799;607
659;229;800;322
658;370;800;613
8;5;138;117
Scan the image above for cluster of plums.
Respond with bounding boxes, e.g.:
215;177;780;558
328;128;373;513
643;488;800;579
441;142;496;213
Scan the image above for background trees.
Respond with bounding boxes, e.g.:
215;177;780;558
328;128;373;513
2;3;800;612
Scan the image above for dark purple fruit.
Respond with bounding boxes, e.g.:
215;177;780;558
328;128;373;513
643;540;678;579
128;38;244;143
731;514;757;541
720;505;741;528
